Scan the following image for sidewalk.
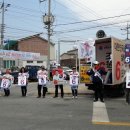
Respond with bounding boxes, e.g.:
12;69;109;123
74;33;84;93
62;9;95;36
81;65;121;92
47;83;94;95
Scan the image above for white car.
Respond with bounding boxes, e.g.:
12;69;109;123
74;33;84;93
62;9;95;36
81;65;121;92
62;67;73;80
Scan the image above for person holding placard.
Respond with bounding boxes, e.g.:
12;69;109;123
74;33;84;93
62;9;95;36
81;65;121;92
1;69;14;96
37;66;48;98
69;67;79;99
18;67;29;97
124;65;130;104
53;70;64;98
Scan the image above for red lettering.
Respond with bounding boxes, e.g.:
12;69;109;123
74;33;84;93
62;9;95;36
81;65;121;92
116;61;120;80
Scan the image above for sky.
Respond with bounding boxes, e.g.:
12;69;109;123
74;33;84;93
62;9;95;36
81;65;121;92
1;0;130;58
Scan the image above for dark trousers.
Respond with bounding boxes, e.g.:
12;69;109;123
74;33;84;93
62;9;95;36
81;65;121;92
4;89;10;96
94;83;104;101
37;85;47;97
72;89;78;96
54;84;64;97
21;86;27;96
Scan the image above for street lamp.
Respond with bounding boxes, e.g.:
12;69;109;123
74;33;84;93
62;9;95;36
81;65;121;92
43;0;54;79
73;44;78;72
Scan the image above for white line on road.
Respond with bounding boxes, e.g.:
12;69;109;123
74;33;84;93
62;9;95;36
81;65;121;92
92;101;110;122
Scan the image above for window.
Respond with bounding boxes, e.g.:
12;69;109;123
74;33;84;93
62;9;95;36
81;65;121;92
27;61;33;63
37;61;43;63
3;60;15;68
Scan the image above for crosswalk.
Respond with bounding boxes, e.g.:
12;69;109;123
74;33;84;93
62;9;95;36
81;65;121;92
92;101;130;127
92;101;109;122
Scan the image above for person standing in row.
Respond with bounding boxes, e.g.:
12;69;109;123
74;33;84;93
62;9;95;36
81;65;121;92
87;61;107;102
69;67;79;99
53;70;64;98
18;67;29;97
37;66;48;98
1;69;14;96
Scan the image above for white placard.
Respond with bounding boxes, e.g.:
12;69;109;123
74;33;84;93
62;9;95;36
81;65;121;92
1;79;10;89
18;76;27;86
70;75;79;86
38;75;47;85
126;72;130;88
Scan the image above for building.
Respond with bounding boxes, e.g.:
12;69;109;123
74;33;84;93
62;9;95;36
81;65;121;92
1;34;55;70
60;49;78;68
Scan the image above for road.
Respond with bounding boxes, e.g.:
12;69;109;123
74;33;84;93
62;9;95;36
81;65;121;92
0;82;130;130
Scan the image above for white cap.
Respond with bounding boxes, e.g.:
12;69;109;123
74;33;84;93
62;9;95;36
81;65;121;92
93;61;99;65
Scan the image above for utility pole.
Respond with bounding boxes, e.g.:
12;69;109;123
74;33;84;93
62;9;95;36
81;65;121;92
0;0;10;49
41;0;54;79
121;22;130;40
47;0;51;78
0;0;4;49
58;40;60;64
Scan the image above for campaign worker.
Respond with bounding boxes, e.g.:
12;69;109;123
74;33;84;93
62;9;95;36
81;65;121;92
1;69;14;96
87;61;107;102
69;67;79;99
37;66;48;98
18;67;29;97
53;70;64;98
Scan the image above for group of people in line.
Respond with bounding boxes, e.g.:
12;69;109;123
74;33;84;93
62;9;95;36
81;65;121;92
0;61;108;102
0;66;80;99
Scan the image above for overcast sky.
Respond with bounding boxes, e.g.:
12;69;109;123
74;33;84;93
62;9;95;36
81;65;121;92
1;0;130;56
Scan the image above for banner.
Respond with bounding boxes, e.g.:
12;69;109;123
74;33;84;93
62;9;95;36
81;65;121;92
78;41;95;62
125;44;130;64
0;50;40;60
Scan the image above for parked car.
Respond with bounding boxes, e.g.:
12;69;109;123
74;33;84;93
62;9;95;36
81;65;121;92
62;67;72;80
25;65;40;81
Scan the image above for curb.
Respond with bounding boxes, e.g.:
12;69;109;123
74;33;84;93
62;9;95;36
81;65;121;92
46;92;94;95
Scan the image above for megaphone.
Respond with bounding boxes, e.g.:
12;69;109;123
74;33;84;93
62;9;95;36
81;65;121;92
96;30;106;38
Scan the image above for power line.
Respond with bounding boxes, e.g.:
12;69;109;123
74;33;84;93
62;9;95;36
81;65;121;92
54;20;130;34
5;26;42;33
54;13;130;26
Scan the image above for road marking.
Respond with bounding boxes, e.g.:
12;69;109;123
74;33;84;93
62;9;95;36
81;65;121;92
93;122;130;126
92;101;110;122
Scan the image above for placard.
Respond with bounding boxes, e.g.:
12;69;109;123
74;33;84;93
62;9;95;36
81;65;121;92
38;75;47;85
126;72;130;88
18;76;27;86
1;79;10;89
70;75;78;86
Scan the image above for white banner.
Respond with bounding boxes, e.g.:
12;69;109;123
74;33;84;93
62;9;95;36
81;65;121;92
18;76;27;86
126;72;130;88
78;41;95;62
1;79;10;89
0;50;40;60
70;75;79;86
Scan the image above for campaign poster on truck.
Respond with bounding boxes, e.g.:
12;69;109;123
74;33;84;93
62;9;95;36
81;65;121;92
125;44;130;64
80;64;91;83
95;37;125;85
112;38;125;84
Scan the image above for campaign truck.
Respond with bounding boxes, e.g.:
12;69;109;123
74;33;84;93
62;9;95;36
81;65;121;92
83;37;126;96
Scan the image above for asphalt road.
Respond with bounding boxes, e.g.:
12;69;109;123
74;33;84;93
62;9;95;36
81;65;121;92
0;83;130;130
